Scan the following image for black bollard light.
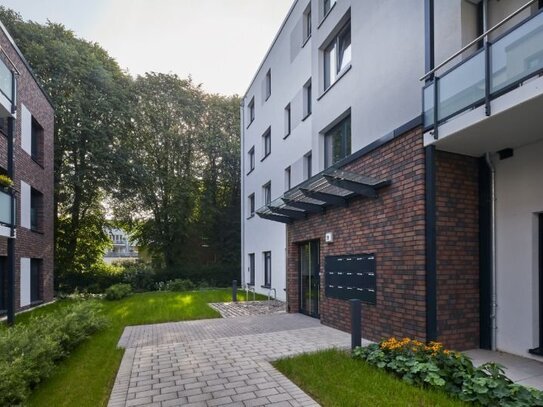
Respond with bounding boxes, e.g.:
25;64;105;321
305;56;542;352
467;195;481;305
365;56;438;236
350;299;361;350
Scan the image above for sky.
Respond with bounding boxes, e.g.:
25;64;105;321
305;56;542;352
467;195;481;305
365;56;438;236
0;0;293;96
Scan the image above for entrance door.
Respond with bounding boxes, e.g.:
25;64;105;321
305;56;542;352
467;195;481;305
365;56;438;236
530;214;543;356
299;240;320;318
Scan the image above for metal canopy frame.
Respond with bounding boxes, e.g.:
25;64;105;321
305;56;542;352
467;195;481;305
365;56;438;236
256;168;390;224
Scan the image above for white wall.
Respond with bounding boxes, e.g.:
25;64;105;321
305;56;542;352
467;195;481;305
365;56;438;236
20;103;32;156
495;139;543;358
20;180;30;229
20;257;30;307
241;0;425;302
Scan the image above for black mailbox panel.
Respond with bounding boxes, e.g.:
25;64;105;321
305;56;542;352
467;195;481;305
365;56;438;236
325;254;376;304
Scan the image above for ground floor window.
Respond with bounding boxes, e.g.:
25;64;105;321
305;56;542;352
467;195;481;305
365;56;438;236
248;253;255;285
30;258;41;303
263;251;271;287
324;115;351;168
0;256;6;311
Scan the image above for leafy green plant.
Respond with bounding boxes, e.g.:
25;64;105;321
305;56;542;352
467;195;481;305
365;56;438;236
353;338;543;406
0;174;13;188
104;283;133;300
164;278;195;292
0;301;107;406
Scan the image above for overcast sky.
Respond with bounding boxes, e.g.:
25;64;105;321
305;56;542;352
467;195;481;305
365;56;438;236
0;0;293;96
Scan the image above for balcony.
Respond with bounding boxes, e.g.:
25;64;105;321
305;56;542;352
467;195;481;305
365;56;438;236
0;188;16;238
0;58;15;116
423;8;543;156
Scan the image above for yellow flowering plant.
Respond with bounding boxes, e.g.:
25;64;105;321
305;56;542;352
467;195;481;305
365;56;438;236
353;337;543;406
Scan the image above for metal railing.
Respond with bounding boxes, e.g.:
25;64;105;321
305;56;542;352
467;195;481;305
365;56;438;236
423;0;543;133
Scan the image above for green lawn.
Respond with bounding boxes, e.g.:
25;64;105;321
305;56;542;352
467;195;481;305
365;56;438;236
273;349;468;407
11;289;261;407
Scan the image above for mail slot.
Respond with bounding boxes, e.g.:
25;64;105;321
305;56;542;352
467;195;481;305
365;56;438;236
325;254;376;304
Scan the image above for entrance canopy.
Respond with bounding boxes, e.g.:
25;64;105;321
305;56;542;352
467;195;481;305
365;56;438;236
256;168;390;224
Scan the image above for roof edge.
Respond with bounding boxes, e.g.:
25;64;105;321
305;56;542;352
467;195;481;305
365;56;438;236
242;0;300;99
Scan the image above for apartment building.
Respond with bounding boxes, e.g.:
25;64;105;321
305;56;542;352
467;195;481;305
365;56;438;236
0;22;54;322
242;0;543;360
104;227;139;264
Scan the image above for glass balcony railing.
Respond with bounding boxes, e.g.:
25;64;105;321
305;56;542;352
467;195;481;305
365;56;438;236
0;189;15;227
0;58;14;104
424;9;543;129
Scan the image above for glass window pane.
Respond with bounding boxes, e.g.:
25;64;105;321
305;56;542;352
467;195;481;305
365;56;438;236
324;116;351;167
0;60;12;102
338;27;351;71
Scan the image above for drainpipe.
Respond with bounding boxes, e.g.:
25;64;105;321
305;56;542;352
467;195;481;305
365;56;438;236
485;152;497;351
239;99;245;289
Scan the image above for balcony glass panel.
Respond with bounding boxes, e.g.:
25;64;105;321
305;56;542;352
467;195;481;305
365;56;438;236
491;11;543;95
0;59;13;103
423;83;435;127
437;51;485;122
0;189;14;226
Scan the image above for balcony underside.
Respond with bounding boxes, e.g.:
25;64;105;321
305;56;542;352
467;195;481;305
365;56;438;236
425;73;543;157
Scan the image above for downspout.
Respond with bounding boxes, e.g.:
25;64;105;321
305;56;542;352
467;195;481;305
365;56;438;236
239;99;245;289
485;152;497;351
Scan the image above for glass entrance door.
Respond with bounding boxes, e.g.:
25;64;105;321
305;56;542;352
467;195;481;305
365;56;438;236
299;240;320;318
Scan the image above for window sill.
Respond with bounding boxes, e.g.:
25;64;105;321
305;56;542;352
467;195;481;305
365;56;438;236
317;3;337;29
246;119;254;129
302;34;311;48
260;153;271;162
265;94;271;102
246;168;255;176
283;132;291;140
318;64;352;101
246;214;255;220
302;112;312;122
247;283;255;287
31;156;44;169
30;228;44;235
261;285;272;289
30;300;43;306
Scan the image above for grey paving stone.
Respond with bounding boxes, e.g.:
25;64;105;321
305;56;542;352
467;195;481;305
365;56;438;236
108;312;354;407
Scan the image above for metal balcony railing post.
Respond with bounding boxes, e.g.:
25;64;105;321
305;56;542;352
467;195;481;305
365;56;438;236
433;77;439;140
485;41;491;117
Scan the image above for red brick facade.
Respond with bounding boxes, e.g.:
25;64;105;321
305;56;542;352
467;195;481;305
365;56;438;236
0;27;55;312
286;127;481;350
435;151;480;350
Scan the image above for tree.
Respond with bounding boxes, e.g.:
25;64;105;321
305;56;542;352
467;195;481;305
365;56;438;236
0;8;134;277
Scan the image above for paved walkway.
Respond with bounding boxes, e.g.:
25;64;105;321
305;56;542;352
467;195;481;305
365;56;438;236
109;313;354;407
209;301;285;319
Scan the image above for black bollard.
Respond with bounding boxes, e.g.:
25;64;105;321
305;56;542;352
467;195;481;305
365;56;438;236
350;299;361;350
232;280;237;302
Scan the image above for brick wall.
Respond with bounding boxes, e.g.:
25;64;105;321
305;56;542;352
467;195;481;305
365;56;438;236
287;127;428;343
435;151;480;350
0;28;55;311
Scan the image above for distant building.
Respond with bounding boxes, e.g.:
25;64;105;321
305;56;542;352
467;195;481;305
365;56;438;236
0;21;55;322
104;228;139;263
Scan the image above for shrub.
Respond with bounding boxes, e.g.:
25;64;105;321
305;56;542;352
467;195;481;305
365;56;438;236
0;301;107;406
353;338;543;406
120;260;157;291
104;283;133;300
164;278;195;292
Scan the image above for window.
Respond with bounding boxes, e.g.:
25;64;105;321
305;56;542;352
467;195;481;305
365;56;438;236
284;104;291;137
248;254;255;285
248;97;255;125
285;166;291;191
30;187;43;232
263;251;272;287
248;147;255;173
30;259;41;302
325;115;351;168
263;182;271;205
265;69;272;100
303;80;312;118
0;257;6;311
305;152;312;180
31;118;44;165
262;128;271;159
323;0;336;17
248;194;255;217
324;22;351;90
303;6;312;42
